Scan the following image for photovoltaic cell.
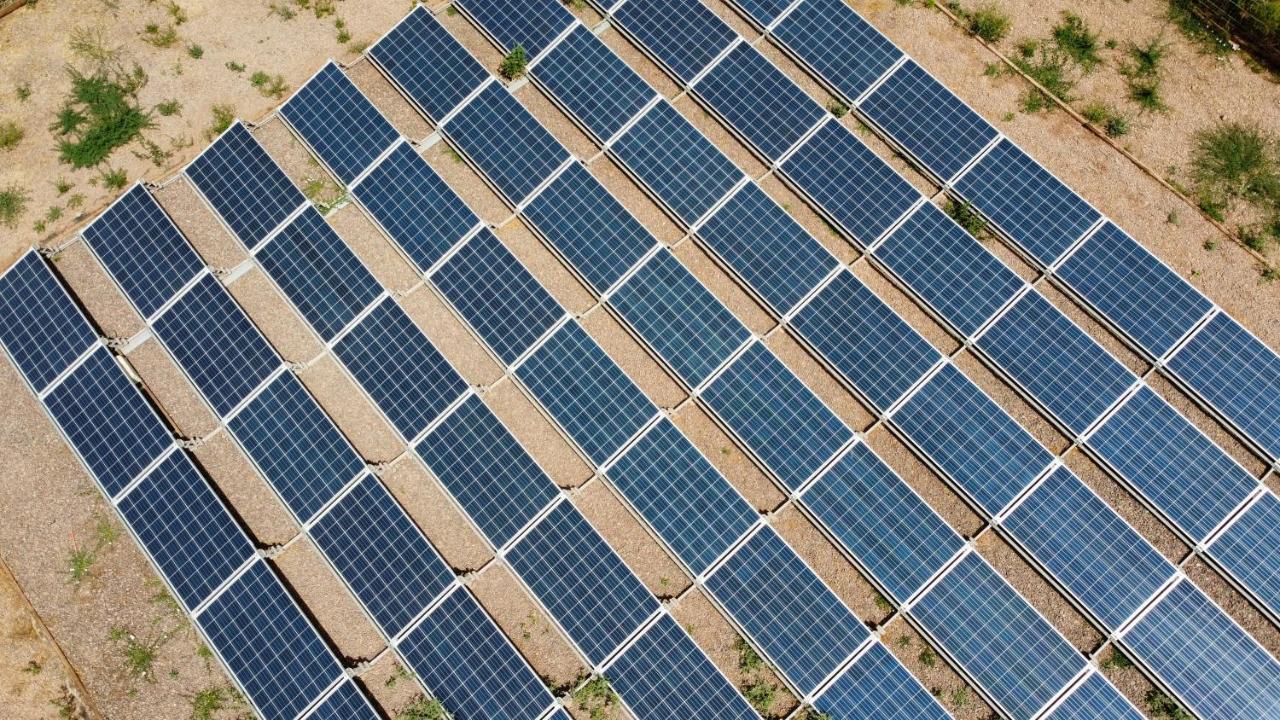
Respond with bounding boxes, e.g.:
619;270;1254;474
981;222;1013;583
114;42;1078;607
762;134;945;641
773;0;902;100
893;363;1051;515
533;26;656;143
612;0;738;83
781;120;918;246
416;394;558;548
82;184;204;318
456;0;574;58
1210;492;1280;619
198;561;342;720
802;443;963;601
0;252;97;392
505;502;658;664
912;552;1086;720
280;62;399;184
186;123;305;248
306;682;380;720
367;6;488;121
610;250;750;387
815;643;950;720
152;274;279;417
732;0;794;26
612;101;744;225
1044;673;1143;720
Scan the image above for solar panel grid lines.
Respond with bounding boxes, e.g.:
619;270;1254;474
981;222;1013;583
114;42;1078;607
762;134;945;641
301;679;382;720
1039;671;1145;720
0;251;100;394
1205;490;1280;623
609;0;739;84
810;642;951;720
767;0;904;101
366;5;490;123
454;0;576;61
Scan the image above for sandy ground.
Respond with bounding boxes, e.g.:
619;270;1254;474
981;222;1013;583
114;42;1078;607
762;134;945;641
0;558;93;720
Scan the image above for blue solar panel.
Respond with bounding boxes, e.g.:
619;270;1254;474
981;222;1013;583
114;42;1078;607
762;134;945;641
457;0;574;58
354;143;480;272
610;250;751;388
802;443;963;601
701;342;853;490
1123;580;1280;720
953;138;1101;266
399;588;552;720
256;207;382;340
693;43;826;161
1168;312;1280;460
515;322;656;466
332;299;467;440
445;83;570;205
892;363;1051;515
1087;385;1257;542
773;0;903;100
792;271;940;411
1045;673;1143;720
1003;467;1174;629
875;202;1024;337
280;62;399;184
45;347;172;498
697;182;839;314
815;643;950;720
306;681;380;720
505;501;658;664
82;184;204;318
228;372;364;524
730;0;793;26
186;123;305;248
416;394;558;548
433;229;563;365
612;0;738;83
912;552;1086;720
781;120;919;246
611;101;744;225
609;614;758;720
368;6;489;121
533;25;656;143
861;60;999;181
198;561;342;720
1210;492;1280;619
706;526;869;694
0;253;97;392
522;162;654;294
152;274;279;416
608;419;756;575
118;451;254;610
977;291;1133;435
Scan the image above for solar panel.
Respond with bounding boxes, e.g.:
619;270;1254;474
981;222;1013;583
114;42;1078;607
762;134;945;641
456;0;574;58
306;681;380;720
801;443;963;601
280;62;399;184
611;101;744;225
772;0;903;100
354;143;480;272
367;6;489;121
1167;312;1280;460
911;552;1086;720
444;83;570;205
515;322;656;466
860;60;998;182
875;202;1024;338
952;138;1101;267
780;120;919;246
152;274;280;417
505;501;659;664
700;342;852;491
0;252;97;392
416;394;558;548
1002;467;1174;629
814;643;950;720
693;43;826;161
1122;580;1280;720
1086;385;1257;541
791;271;940;411
608;614;758;720
607;419;756;575
696;182;839;315
977;291;1133;435
706;526;869;694
730;0;794;26
198;561;342;720
609;250;751;388
118;451;255;610
398;587;553;720
533;25;656;143
1209;492;1280;619
332;299;468;440
1044;673;1144;720
611;0;738;84
432;228;563;365
186;123;306;248
892;363;1051;515
256;207;382;340
82;184;204;318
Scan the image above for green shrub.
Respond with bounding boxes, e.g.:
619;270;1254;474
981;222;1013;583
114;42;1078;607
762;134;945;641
1145;689;1194;720
1191;121;1280;209
947;199;987;236
1052;12;1102;71
0;121;23;149
1129;79;1166;112
206;103;235;139
156;99;182;116
100;167;128;190
500;44;528;80
968;3;1011;43
0;185;30;229
186;43;203;59
51;67;153;168
1126;36;1169;77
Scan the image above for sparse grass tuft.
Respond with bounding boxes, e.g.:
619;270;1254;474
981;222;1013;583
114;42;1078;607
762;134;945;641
1082;102;1130;137
100;167;128;190
0;185;29;229
500;44;528;80
1129;79;1167;112
206;103;235;140
396;696;448;720
186;43;203;59
156;99;182;116
16;82;31;102
1126;36;1169;78
1191;122;1280;211
69;26;120;65
572;676;619;720
249;70;289;99
0;121;23;150
967;3;1011;43
918;647;938;667
1052;12;1102;71
1011;44;1074;111
946;199;987;237
225;60;245;73
142;24;179;48
1146;689;1194;720
190;685;242;720
829;100;849;118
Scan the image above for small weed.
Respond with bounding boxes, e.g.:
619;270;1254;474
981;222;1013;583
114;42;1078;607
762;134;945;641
186;43;203;59
195;643;213;670
269;3;297;20
1052;12;1102;72
142;24;179;49
225;60;245;73
46;206;63;223
385;662;414;688
156;99;182;116
1167;209;1180;225
22;660;42;675
190;685;240;720
736;638;764;673
445;146;463;163
396;696;447;720
206;104;235;140
1204;237;1219;250
249;71;288;99
0;185;29;228
873;593;893;612
110;628;159;681
67;193;86;210
350;40;370;55
1002;111;1015;121
1012;45;1074;110
33;219;47;234
951;687;971;708
829;100;849;118
446;5;459;16
68;546;96;583
1129;79;1166;113
1146;689;1194;720
1101;647;1135;670
15;82;31;102
983;61;1002;77
1015;37;1037;58
1190;121;1280;211
1125;36;1169;78
918;647;938;667
967;3;1011;43
572;676;619;720
743;681;777;715
946;199;986;237
0;121;23;150
1260;265;1279;283
500;44;528;80
1241;225;1270;252
312;0;337;19
100;167;128;190
895;633;912;648
1082;102;1129;137
69;26;120;65
337;27;351;44
167;1;188;24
